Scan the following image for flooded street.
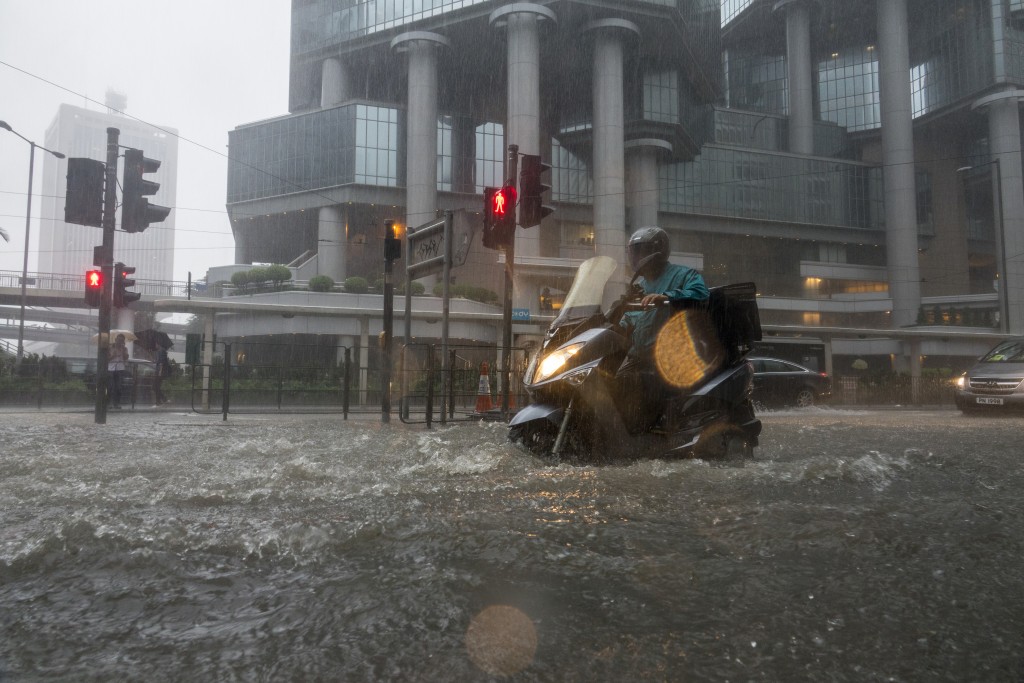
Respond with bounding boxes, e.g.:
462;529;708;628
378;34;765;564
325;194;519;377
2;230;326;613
1;408;1022;681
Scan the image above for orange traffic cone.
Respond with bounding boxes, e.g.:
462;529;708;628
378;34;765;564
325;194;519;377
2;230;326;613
475;361;493;413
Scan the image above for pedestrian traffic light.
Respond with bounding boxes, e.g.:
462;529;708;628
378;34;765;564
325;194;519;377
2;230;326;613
113;263;140;308
85;269;103;307
482;184;517;250
121;148;171;233
518;154;553;229
65;158;105;227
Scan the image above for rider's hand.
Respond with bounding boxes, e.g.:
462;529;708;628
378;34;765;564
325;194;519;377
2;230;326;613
641;293;668;308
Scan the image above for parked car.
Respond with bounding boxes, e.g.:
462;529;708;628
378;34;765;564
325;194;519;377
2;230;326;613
954;337;1024;415
749;357;831;408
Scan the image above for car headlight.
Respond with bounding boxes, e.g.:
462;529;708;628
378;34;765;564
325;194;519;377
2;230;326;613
954;374;966;389
534;342;585;383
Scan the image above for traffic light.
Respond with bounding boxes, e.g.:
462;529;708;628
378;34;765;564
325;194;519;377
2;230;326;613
518;154;553;228
121;148;171;233
384;220;402;263
482;184;517;250
85;269;103;307
65;158;105;227
113;263;140;308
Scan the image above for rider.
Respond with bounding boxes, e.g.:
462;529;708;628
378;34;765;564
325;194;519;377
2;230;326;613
617;226;709;433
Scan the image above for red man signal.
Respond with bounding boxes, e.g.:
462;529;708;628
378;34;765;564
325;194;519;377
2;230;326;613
482;184;517;250
85;269;103;307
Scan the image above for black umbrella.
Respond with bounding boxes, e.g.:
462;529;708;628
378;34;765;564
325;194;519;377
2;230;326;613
135;329;173;351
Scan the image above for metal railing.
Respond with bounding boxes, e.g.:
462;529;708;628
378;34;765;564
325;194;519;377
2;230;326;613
0;269;197;298
396;344;531;426
0;345;967;416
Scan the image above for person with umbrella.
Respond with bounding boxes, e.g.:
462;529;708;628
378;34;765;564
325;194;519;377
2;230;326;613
108;334;129;409
152;343;171;406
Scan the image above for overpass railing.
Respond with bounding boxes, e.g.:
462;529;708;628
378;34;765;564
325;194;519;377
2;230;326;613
0;269;196;298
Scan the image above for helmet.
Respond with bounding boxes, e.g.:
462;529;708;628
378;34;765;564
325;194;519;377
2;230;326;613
627;226;670;275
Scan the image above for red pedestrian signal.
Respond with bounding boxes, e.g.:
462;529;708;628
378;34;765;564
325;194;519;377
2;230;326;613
483;184;517;250
85;269;103;307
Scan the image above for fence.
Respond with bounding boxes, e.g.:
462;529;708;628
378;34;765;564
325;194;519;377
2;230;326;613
395;344;531;425
0;345;963;415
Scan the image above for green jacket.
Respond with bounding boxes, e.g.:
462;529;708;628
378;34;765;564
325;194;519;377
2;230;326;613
622;263;709;359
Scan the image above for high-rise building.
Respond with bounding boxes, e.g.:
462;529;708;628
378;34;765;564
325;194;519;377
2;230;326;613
39;93;178;284
226;0;1024;352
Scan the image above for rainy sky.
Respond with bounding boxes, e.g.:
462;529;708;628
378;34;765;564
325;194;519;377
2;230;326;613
0;0;291;282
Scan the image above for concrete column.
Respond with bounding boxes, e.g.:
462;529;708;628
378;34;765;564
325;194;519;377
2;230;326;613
975;89;1024;334
490;3;557;260
625;139;672;230
321;57;351;108
359;316;370;405
774;0;815;155
233;226;248;265
317;205;346;282
877;0;922;330
202;313;214;410
585;18;639;268
451;115;476;194
391;32;451;286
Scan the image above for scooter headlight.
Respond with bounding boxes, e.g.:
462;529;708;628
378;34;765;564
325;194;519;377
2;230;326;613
534;342;585;383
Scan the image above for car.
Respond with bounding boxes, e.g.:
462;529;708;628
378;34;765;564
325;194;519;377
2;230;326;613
749;356;831;408
954;337;1024;415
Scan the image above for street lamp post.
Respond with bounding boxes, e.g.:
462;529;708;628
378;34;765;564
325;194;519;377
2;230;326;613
0;121;66;367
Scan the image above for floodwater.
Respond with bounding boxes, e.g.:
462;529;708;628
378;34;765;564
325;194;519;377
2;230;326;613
1;408;1022;681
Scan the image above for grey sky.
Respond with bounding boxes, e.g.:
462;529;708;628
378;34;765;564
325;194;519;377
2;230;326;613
0;0;291;282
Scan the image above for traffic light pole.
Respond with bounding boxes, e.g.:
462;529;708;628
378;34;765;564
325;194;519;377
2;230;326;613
382;220;396;423
500;144;519;417
93;127;119;424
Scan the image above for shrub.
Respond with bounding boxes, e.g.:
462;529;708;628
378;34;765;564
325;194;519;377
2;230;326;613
397;281;425;296
266;264;293;289
344;276;369;293
230;270;250;291
309;275;335;292
432;283;499;304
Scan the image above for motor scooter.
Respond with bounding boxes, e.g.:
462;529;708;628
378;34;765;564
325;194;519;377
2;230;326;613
509;256;763;463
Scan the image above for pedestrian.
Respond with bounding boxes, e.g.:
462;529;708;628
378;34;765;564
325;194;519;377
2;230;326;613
108;334;129;409
617;226;709;433
152;345;171;406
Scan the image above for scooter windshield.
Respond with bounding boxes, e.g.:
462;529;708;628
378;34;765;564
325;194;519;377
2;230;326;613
551;256;619;327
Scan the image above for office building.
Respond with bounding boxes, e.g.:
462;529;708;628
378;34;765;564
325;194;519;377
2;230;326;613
39;94;178;284
225;0;1024;358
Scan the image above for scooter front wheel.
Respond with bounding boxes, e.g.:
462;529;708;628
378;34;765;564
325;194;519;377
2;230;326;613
509;422;560;459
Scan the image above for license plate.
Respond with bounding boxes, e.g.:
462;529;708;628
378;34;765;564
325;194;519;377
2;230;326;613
977;397;1004;405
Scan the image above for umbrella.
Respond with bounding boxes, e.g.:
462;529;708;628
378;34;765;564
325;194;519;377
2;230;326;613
91;329;137;344
135;328;173;350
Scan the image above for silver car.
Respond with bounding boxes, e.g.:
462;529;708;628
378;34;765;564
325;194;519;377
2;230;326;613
954;337;1024;414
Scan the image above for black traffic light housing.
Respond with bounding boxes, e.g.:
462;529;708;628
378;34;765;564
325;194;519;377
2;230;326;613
518;154;553;229
384;221;402;263
65;158;105;227
85;269;103;307
482;184;517;250
113;263;140;308
122;148;171;233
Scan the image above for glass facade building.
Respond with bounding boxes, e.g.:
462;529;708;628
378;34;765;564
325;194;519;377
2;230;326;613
225;0;1024;335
